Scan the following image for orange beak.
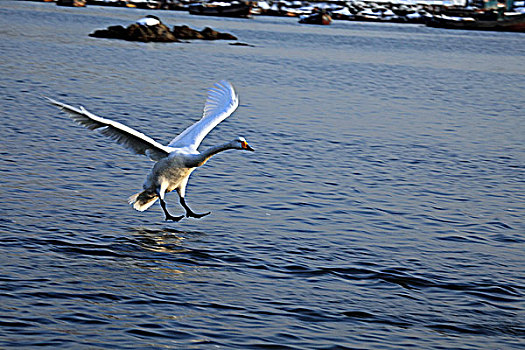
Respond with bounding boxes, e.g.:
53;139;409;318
241;140;254;151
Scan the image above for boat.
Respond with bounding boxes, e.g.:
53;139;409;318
331;7;354;20
299;10;332;24
427;11;525;32
127;0;161;9
355;7;399;22
57;0;87;6
188;1;253;18
86;0;128;6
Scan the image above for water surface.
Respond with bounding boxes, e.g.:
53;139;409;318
1;1;524;348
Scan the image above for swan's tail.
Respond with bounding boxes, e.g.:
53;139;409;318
128;190;158;212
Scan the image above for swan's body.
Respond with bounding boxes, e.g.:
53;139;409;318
48;81;253;221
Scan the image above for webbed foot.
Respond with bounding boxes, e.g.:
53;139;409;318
180;197;210;219
165;214;184;222
186;211;211;219
160;198;184;222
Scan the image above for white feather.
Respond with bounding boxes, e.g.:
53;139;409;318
167;80;239;151
46;97;171;161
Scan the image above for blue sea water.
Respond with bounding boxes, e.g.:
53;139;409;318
1;1;524;348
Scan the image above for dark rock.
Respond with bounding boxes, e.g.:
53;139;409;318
126;24;151;42
173;25;237;40
201;27;237;40
89;25;127;40
150;24;177;42
127;23;177;42
229;42;255;47
172;25;204;40
89;18;236;43
90;23;178;42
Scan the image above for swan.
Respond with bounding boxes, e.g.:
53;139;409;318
47;81;254;221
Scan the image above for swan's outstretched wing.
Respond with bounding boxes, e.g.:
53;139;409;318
168;80;239;151
47;97;171;161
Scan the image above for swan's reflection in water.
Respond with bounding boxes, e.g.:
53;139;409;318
130;226;207;255
123;227;217;278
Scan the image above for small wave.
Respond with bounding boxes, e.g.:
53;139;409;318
490;233;523;243
427;321;525;337
487;221;514;230
126;326;194;340
196;302;247;311
282;307;338;322
53;244;124;259
341;310;374;319
56;312;110;325
0;320;34;328
260;263;524;307
238;342;302;350
436;234;489;243
21;291;129;302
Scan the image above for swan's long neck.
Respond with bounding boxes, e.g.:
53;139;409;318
193;141;235;167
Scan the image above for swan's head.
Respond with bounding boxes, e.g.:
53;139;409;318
232;137;254;152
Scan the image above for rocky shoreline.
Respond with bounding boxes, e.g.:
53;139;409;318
42;0;525;32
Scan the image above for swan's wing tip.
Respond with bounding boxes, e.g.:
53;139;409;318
167;80;240;149
204;80;239;117
212;80;236;94
217;80;233;87
45;96;62;107
46;96;170;161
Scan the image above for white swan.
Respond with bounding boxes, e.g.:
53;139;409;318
48;81;254;221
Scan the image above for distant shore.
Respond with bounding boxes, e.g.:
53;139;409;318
38;0;439;24
32;0;525;32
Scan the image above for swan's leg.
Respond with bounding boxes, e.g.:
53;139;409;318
180;197;211;219
157;182;183;222
160;198;184;222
